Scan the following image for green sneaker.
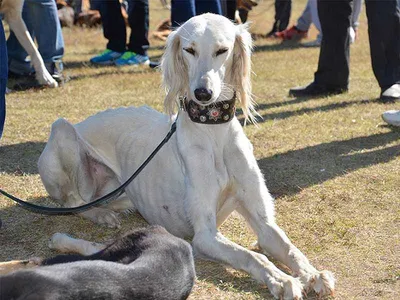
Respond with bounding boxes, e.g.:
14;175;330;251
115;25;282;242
90;49;123;65
114;51;150;66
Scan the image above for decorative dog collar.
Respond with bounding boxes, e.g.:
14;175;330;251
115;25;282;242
180;92;236;124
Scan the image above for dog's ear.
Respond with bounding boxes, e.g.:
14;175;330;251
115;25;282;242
161;30;188;117
231;24;257;123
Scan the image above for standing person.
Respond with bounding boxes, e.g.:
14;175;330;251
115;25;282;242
90;0;150;66
275;0;362;47
170;0;222;28
7;0;64;82
0;19;7;139
289;0;400;101
266;0;291;37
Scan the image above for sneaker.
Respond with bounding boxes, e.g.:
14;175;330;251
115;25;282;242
382;110;400;127
114;51;150;66
46;60;64;83
274;25;308;40
90;49;123;65
380;84;400;101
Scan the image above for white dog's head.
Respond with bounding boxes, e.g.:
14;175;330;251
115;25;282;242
161;13;256;123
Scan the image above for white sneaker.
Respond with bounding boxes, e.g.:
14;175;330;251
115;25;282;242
382;110;400;126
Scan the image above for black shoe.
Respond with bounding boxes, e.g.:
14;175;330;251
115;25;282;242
149;61;160;69
289;82;348;97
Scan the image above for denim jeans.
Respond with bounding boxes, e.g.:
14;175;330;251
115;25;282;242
171;0;222;28
0;20;7;139
7;0;64;75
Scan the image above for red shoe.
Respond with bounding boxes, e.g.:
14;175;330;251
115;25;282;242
274;26;308;40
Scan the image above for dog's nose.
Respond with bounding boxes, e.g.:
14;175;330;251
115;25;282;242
194;88;213;102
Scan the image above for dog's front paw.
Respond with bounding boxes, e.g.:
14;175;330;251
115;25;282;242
269;276;304;300
80;208;121;228
95;210;121;228
48;232;72;252
301;270;335;297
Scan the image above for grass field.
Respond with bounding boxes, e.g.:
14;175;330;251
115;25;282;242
0;1;399;299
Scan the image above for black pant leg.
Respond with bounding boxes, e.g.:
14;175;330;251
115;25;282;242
314;0;352;88
127;0;149;56
96;0;127;53
365;0;400;90
274;0;291;32
225;0;237;22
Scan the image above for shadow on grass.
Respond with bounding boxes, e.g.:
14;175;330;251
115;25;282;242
195;259;275;299
260;131;400;197
253;41;305;53
63;54;162;70
0;142;45;175
237;98;381;125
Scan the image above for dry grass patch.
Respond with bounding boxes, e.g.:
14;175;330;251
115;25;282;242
1;1;399;299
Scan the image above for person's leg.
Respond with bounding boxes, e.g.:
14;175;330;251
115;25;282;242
171;0;196;28
115;0;150;66
27;0;64;65
289;0;352;96
195;0;222;15
275;0;291;31
98;0;126;53
7;0;64;75
296;0;313;31
314;0;352;88
0;20;7;139
351;0;363;30
267;0;291;36
90;0;126;64
365;0;400;97
127;0;149;56
310;0;321;33
26;0;64;77
225;0;237;21
274;0;308;40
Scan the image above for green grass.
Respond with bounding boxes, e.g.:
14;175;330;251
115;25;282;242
1;1;399;299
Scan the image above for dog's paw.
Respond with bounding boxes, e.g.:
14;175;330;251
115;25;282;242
92;209;121;228
80;208;121;228
48;232;72;252
269;276;304;300
301;270;335;297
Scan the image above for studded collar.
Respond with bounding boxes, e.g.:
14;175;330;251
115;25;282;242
180;92;236;125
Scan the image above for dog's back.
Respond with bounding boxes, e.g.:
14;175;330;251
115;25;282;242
0;226;196;300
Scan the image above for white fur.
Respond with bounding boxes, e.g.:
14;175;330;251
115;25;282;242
38;14;334;299
0;0;58;87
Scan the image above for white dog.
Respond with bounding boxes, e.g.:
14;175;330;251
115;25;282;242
0;0;58;87
38;14;334;299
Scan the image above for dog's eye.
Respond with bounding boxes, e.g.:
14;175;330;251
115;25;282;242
215;48;228;56
183;48;196;56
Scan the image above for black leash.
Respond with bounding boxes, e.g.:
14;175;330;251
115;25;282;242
0;122;177;215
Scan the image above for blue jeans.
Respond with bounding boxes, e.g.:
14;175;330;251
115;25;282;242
171;0;222;27
7;0;64;75
0;20;7;139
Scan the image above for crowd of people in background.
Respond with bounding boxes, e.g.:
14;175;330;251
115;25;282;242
1;0;400;139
